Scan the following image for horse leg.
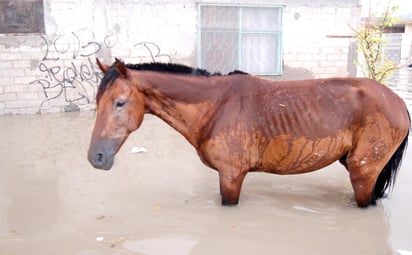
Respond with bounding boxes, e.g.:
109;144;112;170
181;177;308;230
347;163;381;207
344;141;394;207
218;167;247;206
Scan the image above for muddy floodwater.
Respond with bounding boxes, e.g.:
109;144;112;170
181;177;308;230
0;112;411;255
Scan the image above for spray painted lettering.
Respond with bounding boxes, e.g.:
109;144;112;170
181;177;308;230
133;42;171;63
40;28;118;61
29;57;102;110
29;28;170;112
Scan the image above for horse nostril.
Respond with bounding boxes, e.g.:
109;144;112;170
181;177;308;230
87;141;116;170
96;153;104;163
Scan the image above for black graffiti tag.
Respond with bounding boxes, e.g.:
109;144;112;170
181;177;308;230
29;57;102;110
30;28;171;112
41;29;117;61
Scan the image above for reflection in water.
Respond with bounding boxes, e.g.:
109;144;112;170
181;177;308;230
397;250;412;255
0;112;410;254
123;237;198;255
385;144;412;255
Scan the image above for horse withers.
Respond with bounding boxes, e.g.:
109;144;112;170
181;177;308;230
88;59;410;208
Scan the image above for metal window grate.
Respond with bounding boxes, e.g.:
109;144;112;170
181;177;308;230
198;4;283;75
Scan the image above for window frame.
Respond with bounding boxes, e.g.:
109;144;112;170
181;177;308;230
197;3;283;76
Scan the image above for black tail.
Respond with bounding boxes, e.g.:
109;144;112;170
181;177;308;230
373;121;410;203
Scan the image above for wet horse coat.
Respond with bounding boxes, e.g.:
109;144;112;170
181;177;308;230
88;59;410;208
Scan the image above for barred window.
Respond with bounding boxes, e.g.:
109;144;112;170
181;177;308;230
198;4;283;75
0;0;45;34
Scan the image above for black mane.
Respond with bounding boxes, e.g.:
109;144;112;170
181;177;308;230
126;62;215;77
96;61;248;102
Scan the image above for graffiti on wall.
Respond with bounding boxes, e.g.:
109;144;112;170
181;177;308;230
29;56;102;109
133;42;171;63
29;28;171;112
40;30;118;61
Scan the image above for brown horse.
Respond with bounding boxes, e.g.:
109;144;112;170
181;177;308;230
88;59;410;208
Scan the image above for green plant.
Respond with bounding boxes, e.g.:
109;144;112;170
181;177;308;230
352;0;399;84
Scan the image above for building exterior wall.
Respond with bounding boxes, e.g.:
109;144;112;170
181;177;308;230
0;0;360;115
280;3;358;80
358;0;412;113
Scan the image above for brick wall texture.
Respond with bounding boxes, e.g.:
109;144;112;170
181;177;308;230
0;0;361;115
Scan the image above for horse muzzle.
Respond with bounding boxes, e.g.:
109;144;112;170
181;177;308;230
88;138;120;170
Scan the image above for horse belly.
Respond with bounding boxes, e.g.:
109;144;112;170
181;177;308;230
260;132;352;174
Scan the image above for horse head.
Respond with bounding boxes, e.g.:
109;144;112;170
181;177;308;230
88;59;145;170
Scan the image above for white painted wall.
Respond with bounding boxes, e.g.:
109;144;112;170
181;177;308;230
0;0;359;114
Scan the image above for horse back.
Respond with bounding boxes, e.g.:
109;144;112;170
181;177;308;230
197;76;409;174
218;77;362;137
224;76;408;136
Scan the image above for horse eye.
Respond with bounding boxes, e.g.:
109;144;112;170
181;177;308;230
115;99;126;109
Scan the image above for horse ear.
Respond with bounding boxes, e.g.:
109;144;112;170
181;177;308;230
115;58;128;78
96;58;110;73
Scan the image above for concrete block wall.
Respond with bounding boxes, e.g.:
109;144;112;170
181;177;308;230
0;0;359;115
281;5;358;80
0;0;198;114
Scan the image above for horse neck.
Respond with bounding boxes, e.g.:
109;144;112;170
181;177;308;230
136;71;222;147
